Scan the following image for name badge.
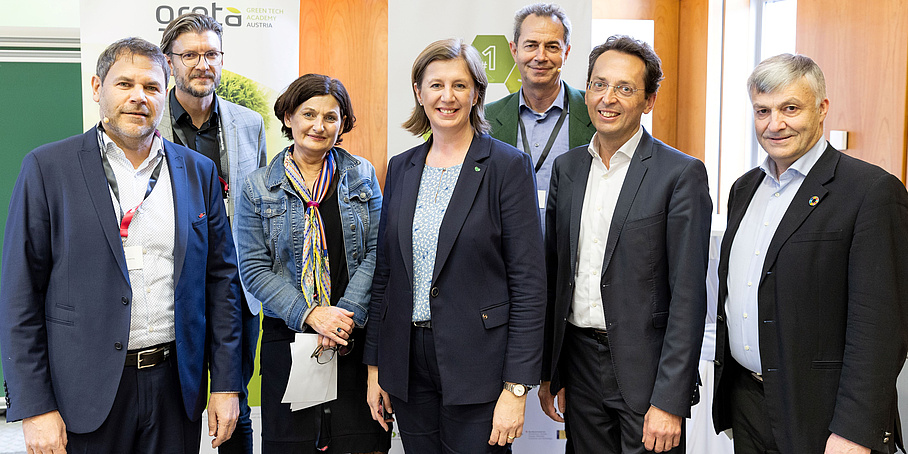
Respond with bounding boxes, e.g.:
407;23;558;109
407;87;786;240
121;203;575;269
537;190;547;210
124;245;144;271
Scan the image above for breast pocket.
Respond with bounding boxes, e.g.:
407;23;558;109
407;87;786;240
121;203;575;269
257;199;287;242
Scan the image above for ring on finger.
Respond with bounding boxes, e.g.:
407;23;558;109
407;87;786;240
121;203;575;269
336;327;343;334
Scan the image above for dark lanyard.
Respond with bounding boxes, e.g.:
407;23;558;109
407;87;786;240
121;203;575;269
171;111;228;197
518;85;570;173
98;129;165;239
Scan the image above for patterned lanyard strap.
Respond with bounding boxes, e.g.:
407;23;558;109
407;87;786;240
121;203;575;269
284;148;336;308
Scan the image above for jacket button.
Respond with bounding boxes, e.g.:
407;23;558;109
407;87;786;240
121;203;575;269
482;314;488;319
717;314;724;322
884;437;890;443
122;297;129;305
714;360;722;366
114;342;123;350
430;287;439;297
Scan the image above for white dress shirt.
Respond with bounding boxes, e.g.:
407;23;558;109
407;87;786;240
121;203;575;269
569;126;644;330
100;131;176;349
725;138;827;373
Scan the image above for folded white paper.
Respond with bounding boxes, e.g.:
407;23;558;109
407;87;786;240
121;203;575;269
282;333;338;411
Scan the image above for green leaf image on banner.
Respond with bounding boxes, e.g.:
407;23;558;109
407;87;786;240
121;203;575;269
226;7;241;13
471;35;519;93
216;70;271;128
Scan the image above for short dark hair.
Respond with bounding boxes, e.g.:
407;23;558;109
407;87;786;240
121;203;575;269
402;38;489;137
160;13;223;55
513;3;571;46
587;35;663;97
96;37;169;84
274;74;356;143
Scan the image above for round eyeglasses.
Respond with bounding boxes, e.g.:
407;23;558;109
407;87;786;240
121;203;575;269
310;339;354;365
170;51;224;67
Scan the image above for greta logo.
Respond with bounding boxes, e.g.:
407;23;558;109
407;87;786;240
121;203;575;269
156;3;242;31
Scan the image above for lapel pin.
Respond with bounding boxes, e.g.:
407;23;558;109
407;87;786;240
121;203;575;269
474;166;480;172
198;212;206;218
808;196;819;206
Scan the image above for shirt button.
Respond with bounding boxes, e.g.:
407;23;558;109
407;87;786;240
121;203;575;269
592;303;598;308
592;270;598;276
593;238;600;244
755;250;760;256
743;312;748;319
747;282;752;287
146;287;151;293
597;206;602;211
764;222;769;226
534;143;540;147
774;192;780;197
149;326;154;332
744;345;750;351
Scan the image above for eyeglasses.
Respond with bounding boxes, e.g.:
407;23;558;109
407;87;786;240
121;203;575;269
170;51;224;67
587;81;642;98
310;339;354;365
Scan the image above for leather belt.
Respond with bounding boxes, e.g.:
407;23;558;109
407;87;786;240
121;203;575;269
569;324;608;344
412;320;432;329
125;342;172;369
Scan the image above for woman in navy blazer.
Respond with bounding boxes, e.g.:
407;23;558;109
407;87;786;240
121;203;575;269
363;38;546;453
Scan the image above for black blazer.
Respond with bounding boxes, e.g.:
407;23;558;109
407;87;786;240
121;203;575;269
543;129;712;417
713;144;908;452
363;134;546;405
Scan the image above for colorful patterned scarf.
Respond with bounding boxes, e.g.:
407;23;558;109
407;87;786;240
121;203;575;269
284;147;336;308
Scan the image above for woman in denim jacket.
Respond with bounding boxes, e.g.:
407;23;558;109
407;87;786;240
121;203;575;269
236;74;389;453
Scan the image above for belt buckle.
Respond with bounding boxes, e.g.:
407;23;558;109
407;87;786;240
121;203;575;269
137;346;160;369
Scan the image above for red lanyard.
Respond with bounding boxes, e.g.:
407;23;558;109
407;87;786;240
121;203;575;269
98;130;165;239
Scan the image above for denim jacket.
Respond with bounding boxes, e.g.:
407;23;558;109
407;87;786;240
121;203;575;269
236;147;382;329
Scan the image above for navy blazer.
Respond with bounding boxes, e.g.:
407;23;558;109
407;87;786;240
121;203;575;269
543;129;711;418
363;134;546;406
0;127;243;433
713;145;908;452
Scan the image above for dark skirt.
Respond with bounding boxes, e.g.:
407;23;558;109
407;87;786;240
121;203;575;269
260;315;391;454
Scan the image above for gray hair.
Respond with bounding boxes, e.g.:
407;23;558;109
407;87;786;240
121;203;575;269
748;53;827;107
96;37;169;84
513;3;571;46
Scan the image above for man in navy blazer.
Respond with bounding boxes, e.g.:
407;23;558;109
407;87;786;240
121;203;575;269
713;54;908;453
0;38;242;453
541;36;711;453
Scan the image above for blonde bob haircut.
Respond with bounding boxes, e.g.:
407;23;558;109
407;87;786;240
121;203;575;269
402;38;490;137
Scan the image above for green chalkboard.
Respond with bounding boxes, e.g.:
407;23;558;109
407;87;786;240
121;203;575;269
0;61;83;403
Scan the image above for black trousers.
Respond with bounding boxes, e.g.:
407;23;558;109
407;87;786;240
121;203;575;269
562;324;684;454
66;351;201;454
727;362;781;454
390;326;509;454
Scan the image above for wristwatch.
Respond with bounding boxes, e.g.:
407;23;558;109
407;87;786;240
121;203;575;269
503;382;535;397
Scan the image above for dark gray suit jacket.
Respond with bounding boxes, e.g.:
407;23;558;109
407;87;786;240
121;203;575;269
544;128;711;417
713;144;908;452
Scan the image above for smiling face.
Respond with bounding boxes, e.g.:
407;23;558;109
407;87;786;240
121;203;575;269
510;14;570;91
91;54;167;146
585;50;656;154
414;58;478;136
283;95;343;160
167;30;222;98
751;76;829;174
